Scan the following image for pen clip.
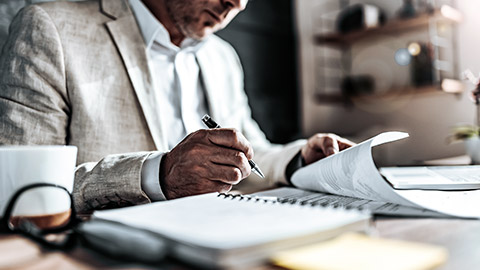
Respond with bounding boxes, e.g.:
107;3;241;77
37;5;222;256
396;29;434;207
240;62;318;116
202;114;221;129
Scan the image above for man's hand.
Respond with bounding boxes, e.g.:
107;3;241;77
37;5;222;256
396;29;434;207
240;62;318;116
160;129;253;199
301;133;355;165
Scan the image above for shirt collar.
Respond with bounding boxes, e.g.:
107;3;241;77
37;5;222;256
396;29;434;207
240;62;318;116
128;0;206;52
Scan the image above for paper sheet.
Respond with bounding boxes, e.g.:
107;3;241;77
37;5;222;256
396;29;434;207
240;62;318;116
291;132;414;206
93;193;368;250
290;131;480;218
396;189;480;218
255;187;446;218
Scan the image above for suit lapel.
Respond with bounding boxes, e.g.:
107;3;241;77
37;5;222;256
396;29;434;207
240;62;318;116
102;0;167;150
101;0;130;19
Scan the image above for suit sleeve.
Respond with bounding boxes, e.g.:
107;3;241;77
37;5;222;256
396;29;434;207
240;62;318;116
0;5;151;213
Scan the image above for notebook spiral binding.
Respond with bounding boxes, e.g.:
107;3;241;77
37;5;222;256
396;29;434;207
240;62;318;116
217;193;277;203
217;193;363;212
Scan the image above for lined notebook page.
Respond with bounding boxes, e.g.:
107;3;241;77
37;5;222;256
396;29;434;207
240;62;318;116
93;193;369;250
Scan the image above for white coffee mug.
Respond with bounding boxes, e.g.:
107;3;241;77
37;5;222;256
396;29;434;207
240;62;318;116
0;146;77;227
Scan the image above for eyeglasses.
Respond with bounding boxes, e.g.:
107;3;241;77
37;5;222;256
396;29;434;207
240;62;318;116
0;183;80;250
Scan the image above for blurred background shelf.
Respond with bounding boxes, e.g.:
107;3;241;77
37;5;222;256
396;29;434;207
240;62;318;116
310;1;462;105
315;9;460;47
314;84;455;104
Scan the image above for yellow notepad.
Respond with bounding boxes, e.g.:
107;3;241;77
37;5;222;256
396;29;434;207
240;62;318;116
272;233;448;270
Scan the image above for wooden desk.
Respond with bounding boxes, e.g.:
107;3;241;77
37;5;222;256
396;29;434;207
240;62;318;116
373;218;480;270
1;217;479;270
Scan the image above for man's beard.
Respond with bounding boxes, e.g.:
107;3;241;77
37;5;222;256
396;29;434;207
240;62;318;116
164;0;207;40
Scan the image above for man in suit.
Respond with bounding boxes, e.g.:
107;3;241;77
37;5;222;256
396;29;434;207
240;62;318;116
0;0;353;213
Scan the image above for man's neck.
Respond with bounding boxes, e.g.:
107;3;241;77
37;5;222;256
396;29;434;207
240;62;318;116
141;0;185;46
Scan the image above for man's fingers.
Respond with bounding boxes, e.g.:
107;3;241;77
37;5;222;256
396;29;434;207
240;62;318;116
309;134;355;153
199;178;233;194
302;133;356;165
322;136;339;156
308;134;339;156
183;147;251;184
162;129;250;200
337;137;356;151
209;148;251;179
202;128;254;160
190;161;246;185
207;164;244;185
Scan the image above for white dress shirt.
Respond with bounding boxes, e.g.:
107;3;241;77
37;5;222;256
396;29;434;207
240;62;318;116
129;0;209;201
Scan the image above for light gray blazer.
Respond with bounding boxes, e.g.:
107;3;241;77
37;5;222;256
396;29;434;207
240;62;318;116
0;0;304;212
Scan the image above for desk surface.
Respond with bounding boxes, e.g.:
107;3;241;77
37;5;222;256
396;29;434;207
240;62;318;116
1;217;479;270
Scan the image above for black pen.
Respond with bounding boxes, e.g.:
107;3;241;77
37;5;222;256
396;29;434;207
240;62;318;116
202;114;265;179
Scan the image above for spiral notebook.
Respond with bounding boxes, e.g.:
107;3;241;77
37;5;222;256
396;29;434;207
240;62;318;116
93;193;370;269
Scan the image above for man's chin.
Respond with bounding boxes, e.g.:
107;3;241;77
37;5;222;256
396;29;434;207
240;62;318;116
185;26;219;40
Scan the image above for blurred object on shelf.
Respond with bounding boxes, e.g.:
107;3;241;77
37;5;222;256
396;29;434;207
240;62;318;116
395;48;412;66
441;79;464;94
341;75;375;96
440;5;463;23
311;1;461;104
397;0;416;19
417;0;435;14
408;42;421;56
410;42;434;87
336;4;386;34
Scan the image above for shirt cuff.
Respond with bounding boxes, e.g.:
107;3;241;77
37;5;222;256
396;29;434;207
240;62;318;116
141;152;167;201
285;150;306;186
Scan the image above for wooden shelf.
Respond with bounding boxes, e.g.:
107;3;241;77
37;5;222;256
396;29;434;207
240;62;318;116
313;93;348;104
315;9;459;46
313;6;462;105
314;84;459;104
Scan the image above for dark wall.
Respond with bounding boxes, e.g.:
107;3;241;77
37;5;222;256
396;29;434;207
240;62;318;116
216;0;301;144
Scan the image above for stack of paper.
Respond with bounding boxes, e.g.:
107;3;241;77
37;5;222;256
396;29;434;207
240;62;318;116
93;193;370;268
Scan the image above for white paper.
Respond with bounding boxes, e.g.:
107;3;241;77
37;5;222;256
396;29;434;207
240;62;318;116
93;193;369;250
290;131;480;218
396;189;480;218
255;187;446;218
291;132;414;205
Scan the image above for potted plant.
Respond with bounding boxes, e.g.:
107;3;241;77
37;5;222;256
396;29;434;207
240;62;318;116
450;70;480;164
451;125;480;164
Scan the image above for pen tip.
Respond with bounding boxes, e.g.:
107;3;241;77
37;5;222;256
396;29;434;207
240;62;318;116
255;168;265;179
